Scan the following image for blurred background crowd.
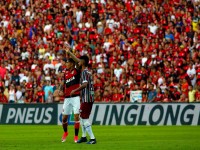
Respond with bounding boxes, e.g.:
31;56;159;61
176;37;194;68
0;0;200;103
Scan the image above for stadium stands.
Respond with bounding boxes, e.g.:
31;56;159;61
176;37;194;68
0;0;199;103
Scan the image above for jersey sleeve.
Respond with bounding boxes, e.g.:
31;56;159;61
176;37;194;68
81;70;88;84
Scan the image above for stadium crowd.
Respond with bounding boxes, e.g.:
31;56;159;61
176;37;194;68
0;0;200;103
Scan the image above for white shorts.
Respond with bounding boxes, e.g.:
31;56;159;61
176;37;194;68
62;96;80;115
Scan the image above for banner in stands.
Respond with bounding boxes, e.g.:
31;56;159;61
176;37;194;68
130;90;142;102
90;103;200;125
0;104;57;124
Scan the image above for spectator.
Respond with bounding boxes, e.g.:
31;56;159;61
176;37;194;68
154;88;163;102
188;85;196;103
0;87;8;103
53;81;64;102
165;29;174;41
171;87;181;102
11;71;20;86
187;62;196;87
181;78;189;98
16;85;24;103
195;86;200;102
0;76;5;88
102;90;111;102
47;91;53;103
178;93;188;103
44;80;54;102
0;62;6;79
147;84;157;102
43;59;55;75
8;84;16;103
0;0;199;103
114;62;123;81
35;86;45;103
162;89;171;103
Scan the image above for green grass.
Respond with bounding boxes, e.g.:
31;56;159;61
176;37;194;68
0;125;199;150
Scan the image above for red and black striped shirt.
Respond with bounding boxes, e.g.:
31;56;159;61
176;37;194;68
64;68;80;98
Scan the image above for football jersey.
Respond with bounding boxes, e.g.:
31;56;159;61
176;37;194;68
80;69;95;103
64;68;80;98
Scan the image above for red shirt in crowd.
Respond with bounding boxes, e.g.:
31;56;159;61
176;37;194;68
0;94;8;103
112;93;123;103
154;93;164;102
195;91;200;101
36;91;45;103
0;67;6;79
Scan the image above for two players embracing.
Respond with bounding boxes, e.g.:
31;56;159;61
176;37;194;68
61;47;96;144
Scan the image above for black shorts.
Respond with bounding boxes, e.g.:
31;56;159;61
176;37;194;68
80;102;93;119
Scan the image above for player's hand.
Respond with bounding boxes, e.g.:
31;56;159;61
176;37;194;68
65;47;70;53
70;90;76;97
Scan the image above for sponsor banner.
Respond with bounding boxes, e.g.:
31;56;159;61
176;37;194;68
0;105;2;123
57;104;75;125
0;104;57;124
90;103;200;125
130;91;142;102
1;103;200;126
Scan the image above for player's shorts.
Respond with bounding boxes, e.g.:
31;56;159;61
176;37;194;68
80;102;93;119
62;96;80;115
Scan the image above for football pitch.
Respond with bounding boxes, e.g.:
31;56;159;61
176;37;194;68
0;125;199;150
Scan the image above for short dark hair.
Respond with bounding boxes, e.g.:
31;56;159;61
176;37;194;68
80;55;89;67
66;58;75;64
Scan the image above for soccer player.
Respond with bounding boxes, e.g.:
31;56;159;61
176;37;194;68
66;48;97;144
61;57;81;143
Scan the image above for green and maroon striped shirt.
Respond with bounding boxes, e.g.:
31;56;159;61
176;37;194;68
80;69;95;103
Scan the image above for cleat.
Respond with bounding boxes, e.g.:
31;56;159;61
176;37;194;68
74;136;78;143
61;132;68;142
86;139;97;144
77;137;87;143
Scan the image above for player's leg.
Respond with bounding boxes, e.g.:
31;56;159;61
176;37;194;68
76;117;87;143
61;98;72;142
80;117;86;138
72;96;81;143
77;102;96;144
62;114;69;142
82;118;96;144
77;102;87;143
74;114;80;142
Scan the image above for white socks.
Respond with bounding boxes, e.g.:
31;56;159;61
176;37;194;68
85;124;95;139
81;118;95;139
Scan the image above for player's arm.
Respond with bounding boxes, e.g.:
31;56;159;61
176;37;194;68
65;47;82;70
70;71;88;96
70;82;88;96
65;47;81;63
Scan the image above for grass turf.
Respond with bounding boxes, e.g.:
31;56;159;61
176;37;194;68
0;125;199;150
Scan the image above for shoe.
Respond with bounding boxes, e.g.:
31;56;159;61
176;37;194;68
61;132;68;142
77;137;87;143
74;136;78;143
86;139;97;144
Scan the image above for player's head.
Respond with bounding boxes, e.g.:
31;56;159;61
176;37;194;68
79;55;89;67
65;58;75;70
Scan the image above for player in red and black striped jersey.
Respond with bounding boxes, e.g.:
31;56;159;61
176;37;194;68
64;63;80;98
61;58;81;143
67;50;96;144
